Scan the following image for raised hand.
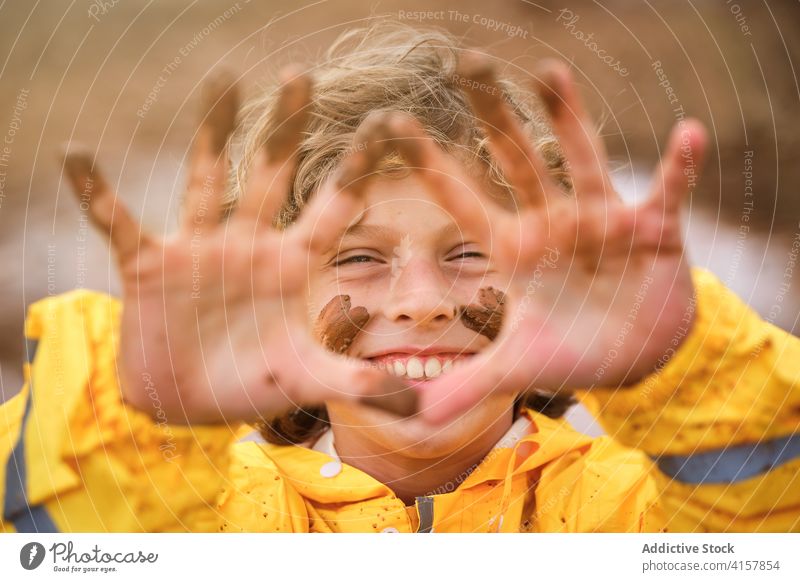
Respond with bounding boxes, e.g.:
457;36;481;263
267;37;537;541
61;69;407;424
378;54;708;423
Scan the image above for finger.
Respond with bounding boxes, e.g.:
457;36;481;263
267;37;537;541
417;286;518;424
236;66;312;227
306;293;418;416
305;345;418;416
456;51;555;208
382;111;542;273
420;353;574;424
379;111;513;248
61;147;151;262
532;59;613;200
645;118;708;215
183;71;239;234
282;111;394;256
417;319;570;424
281;170;366;261
416;341;512;424
333;110;400;197
271;329;417;417
418;292;565;424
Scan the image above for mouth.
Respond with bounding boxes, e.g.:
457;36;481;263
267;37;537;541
362;347;476;382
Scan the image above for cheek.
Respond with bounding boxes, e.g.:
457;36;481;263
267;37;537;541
307;274;384;326
464;390;516;419
450;272;507;305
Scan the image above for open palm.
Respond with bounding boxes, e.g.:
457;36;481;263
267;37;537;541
61;70;407;424
374;55;708;423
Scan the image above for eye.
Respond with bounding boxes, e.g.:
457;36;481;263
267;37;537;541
447;243;486;261
333;254;381;266
450;251;485;260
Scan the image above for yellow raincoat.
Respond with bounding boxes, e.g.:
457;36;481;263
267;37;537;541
1;269;799;532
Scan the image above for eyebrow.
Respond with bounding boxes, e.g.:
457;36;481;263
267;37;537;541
341;221;466;242
340;223;398;241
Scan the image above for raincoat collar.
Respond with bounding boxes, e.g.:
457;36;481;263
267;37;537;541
253;408;593;505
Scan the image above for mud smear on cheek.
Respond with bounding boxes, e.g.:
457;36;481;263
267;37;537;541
459;286;506;341
461;287;575;416
313;294;370;354
314;286;507;357
313;295;417;416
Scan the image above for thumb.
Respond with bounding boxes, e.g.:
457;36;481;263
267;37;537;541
298;341;418;417
417;348;511;425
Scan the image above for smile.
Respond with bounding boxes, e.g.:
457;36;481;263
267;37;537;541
364;352;475;381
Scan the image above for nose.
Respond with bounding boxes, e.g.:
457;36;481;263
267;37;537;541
381;254;458;327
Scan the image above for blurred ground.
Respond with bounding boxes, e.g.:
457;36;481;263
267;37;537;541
0;0;798;402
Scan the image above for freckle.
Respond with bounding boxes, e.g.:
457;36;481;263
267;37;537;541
263;512;268;518
372;523;378;529
274;476;280;480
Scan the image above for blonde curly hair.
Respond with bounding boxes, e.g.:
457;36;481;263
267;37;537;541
226;20;570;224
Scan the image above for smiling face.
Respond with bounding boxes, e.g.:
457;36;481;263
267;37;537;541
307;172;518;458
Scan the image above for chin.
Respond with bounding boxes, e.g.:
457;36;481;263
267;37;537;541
326;391;516;460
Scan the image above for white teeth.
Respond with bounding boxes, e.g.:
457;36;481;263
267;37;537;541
424;357;441;378
375;356;465;379
405;357;424;379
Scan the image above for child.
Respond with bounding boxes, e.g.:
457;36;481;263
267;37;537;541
2;22;798;533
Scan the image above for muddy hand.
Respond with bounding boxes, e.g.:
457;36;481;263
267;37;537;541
60;68;411;424
365;53;707;424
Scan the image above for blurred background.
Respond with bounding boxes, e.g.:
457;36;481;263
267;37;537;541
0;1;798;425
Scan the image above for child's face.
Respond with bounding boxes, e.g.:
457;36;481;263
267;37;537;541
308;173;517;456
